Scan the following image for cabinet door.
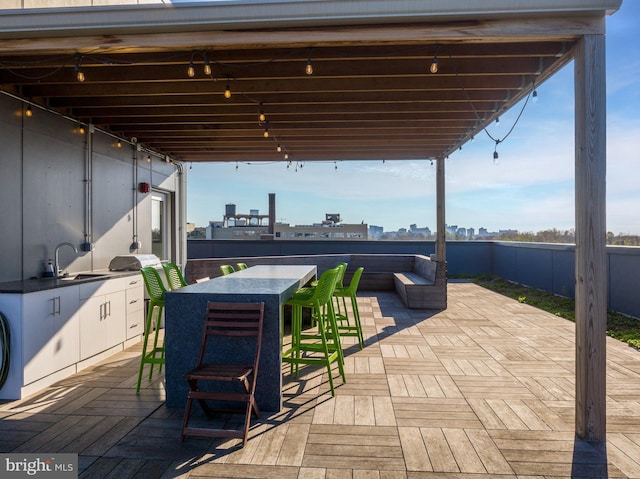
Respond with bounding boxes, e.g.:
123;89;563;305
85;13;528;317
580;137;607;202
22;290;56;384
104;291;126;350
53;286;80;370
79;294;107;360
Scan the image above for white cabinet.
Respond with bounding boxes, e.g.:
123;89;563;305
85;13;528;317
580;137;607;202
79;278;127;361
125;276;145;339
0;272;143;400
22;286;79;385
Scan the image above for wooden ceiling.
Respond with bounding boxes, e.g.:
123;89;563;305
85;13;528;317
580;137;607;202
0;12;590;163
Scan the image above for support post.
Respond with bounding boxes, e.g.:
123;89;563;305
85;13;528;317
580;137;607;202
436;157;446;263
574;34;607;442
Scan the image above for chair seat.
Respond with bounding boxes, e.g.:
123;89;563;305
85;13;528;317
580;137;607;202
185;363;253;382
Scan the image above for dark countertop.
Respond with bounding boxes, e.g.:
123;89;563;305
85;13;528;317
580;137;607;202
0;270;142;294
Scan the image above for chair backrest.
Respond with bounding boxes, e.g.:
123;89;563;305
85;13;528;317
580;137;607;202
310;267;339;308
236;262;248;270
140;266;167;303
163;262;188;290
345;267;364;293
195;302;265;371
335;262;348;288
220;264;235;275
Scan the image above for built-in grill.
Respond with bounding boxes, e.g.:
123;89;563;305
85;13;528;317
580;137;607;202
109;254;162;271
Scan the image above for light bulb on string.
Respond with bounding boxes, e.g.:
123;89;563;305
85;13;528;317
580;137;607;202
235;162;239;171
276;144;282;152
187;61;195;78
263;127;269;138
116;140;122;148
203;55;212;76
75;64;85;82
532;89;538;103
430;56;438;74
146;155;151;163
224;79;232;99
334;162;338;171
25;105;33;118
429;44;440;74
305;47;314;75
258;103;266;123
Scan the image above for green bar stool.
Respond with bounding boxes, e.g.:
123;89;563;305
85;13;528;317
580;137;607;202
163;262;187;290
137;266;167;394
236;262;248;270
333;267;365;349
220;264;235;275
282;266;345;396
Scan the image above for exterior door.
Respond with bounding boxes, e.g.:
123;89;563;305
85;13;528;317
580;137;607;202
151;192;170;261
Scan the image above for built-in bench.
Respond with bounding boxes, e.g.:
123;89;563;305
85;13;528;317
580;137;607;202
392;254;444;309
186;253;447;309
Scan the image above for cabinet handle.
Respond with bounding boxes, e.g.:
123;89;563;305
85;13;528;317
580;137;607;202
106;300;111;317
50;298;56;316
55;296;61;315
130;323;138;329
130;299;138;305
99;303;104;320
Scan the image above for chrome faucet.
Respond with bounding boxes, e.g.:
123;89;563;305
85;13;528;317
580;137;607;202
54;242;78;277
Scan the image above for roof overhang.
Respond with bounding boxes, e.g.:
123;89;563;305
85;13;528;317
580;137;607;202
0;0;622;162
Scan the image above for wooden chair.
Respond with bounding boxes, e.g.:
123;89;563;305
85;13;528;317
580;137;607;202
162;262;187;290
137;266;167;394
179;301;265;446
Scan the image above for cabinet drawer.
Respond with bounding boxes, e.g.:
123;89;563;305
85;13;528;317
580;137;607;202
126;308;144;339
126;286;144;314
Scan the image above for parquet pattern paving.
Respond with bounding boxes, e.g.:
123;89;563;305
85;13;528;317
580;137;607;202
1;282;640;478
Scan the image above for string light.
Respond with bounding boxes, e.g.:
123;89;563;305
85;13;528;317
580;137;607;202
187;61;195;78
334;161;338;171
263;127;269;138
305;48;314;75
116;140;122;148
430;45;440;74
79;126;85;134
284;153;289;160
430;55;438;74
25;104;33;118
235;162;239;171
224;78;232;99
532;89;538;103
146;155;151;163
203;54;212;76
276;144;282;152
258;103;266;123
75;56;85;82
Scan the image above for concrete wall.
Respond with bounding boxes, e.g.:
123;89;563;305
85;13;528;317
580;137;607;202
187;239;640;319
0;93;184;282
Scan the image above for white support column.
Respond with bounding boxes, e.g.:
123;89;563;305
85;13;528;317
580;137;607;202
436;157;446;263
574;34;607;442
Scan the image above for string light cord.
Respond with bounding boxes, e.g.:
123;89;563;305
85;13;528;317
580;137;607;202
450;51;535;155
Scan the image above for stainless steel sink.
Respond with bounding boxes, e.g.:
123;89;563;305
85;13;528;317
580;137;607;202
59;273;109;281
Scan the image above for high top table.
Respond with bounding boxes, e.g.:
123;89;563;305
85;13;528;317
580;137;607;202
164;264;316;412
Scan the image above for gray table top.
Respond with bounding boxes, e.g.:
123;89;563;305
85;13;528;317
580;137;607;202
168;264;317;296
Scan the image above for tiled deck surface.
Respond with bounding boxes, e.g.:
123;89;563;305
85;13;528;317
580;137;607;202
2;282;640;478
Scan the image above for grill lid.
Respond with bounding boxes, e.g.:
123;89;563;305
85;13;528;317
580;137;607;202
109;254;161;271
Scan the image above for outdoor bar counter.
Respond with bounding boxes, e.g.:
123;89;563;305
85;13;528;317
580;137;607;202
164;264;316;412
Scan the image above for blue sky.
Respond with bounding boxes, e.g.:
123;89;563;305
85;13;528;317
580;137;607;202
187;1;639;235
